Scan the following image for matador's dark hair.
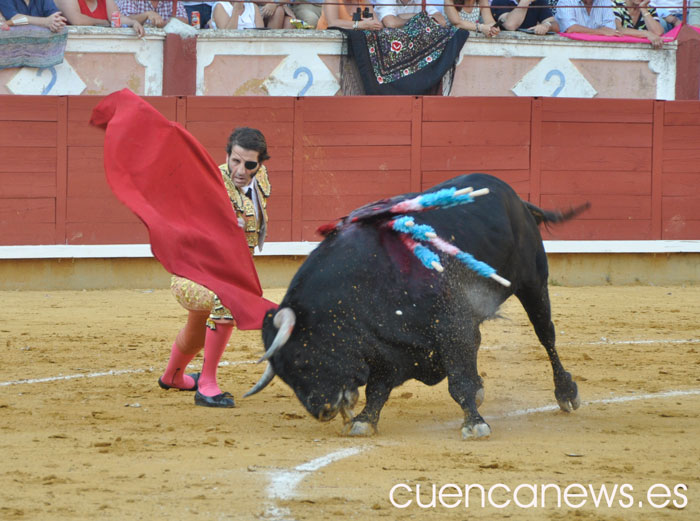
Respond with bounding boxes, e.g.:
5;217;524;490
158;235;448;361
226;127;271;163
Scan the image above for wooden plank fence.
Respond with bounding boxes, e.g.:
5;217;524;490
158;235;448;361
1;95;699;246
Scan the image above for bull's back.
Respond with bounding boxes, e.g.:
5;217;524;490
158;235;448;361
420;174;541;275
282;173;543;313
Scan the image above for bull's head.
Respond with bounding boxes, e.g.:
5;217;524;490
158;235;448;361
245;306;363;423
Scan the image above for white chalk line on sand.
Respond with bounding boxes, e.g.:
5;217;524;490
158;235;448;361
487;388;700;420
262;387;700;521
0;360;255;387
4;337;697;387
480;337;699;351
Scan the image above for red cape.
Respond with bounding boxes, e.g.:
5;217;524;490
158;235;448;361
90;89;277;329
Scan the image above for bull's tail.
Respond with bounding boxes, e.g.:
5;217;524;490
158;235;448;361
524;201;591;226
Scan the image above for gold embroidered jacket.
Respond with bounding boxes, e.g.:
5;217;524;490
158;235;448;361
218;163;271;252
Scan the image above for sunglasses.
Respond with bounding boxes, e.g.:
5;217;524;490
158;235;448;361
244;160;259;170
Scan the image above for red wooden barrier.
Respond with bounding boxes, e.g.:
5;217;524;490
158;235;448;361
1;96;699;246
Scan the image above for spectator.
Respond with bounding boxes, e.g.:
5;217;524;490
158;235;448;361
181;1;214;28
444;0;500;36
210;0;263;28
555;0;619;34
491;0;559;34
116;0;187;27
375;0;447;27
690;0;700;27
254;0;293;28
0;0;67;31
55;0;145;35
316;0;383;30
649;0;682;32
291;0;322;28
613;0;663;47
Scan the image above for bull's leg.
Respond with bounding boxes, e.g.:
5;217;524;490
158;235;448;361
343;376;391;437
442;328;491;440
516;283;580;412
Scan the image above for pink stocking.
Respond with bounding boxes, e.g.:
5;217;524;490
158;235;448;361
198;322;234;397
160;342;197;390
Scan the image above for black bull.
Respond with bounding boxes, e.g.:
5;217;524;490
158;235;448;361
246;174;588;439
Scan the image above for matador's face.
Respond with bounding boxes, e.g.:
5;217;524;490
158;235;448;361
227;145;260;189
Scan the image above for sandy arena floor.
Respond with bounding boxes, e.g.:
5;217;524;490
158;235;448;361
0;286;698;520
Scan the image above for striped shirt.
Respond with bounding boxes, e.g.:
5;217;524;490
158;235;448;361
612;0;660;29
555;0;616;32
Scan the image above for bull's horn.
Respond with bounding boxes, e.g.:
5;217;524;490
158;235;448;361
257;307;296;363
243;363;275;398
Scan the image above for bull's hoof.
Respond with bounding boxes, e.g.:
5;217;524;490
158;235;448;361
342;421;377;437
557;393;581;412
555;380;580;413
475;387;485;408
461;422;491;440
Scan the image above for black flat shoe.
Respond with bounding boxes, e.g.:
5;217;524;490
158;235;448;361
194;391;236;408
158;372;200;391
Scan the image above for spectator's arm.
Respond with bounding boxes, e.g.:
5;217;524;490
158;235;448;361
106;0;145;34
254;2;264;27
55;0;109;25
9;12;67;30
381;14;407;27
563;22;618;34
479;0;497;25
213;2;239;29
373;2;397;26
639;1;663;35
615;16;662;47
430;11;447;26
535;15;558;32
500;0;531;31
128;10;164;26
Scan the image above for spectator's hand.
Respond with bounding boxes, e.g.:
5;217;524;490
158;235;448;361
145;10;164;27
666;15;681;26
132;20;145;37
484;23;500;37
260;3;277;18
233;1;245;17
533;22;551;35
638;0;651;8
360;18;384;31
431;13;447;27
647;32;663;49
46;12;67;32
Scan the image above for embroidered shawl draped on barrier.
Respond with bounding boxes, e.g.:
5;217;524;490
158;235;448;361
0;26;67;69
339;12;469;95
